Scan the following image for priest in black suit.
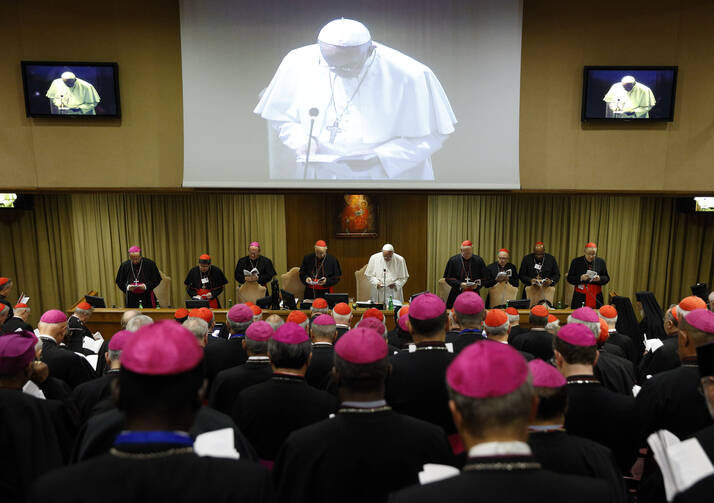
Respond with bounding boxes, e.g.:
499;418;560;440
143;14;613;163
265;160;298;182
386;293;456;437
274;327;455;503
235;241;277;287
0;276;14;319
389;340;610;503
208;320;273;416
512;305;554;362
0;332;78;501
184;254;228;308
527;359;628;503
305;314;337;389
445;291;486;355
115;246;162;308
37;310;95;389
31;320;272;503
2;302;33;333
442;240;489;308
299;240;342;300
484;248;520;306
65;301;95;354
598;305;638;364
636;308;714;443
203;304;252;387
638;305;681;379
566;242;610;309
232;322;338;462
518;241;561;291
553;323;639;474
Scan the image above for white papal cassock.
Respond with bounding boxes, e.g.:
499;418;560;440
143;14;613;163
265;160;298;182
46;78;100;115
364;251;409;303
254;42;456;181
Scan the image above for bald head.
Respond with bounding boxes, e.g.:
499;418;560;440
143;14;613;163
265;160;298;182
121;310;140;329
37;320;67;341
265;314;284;331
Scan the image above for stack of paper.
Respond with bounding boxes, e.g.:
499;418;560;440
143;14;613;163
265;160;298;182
648;430;714;501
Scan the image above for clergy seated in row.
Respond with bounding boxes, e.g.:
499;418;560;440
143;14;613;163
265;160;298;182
638;297;707;380
309;297;330;317
209;321;274;416
389;341;611;503
183;317;210;348
511;305;554;362
387;305;412;350
37;310;96;390
70;330;132;426
274;327;454;503
126;313;153;332
232;322;338;464
287;310;309;330
484;309;535;362
636;306;714;443
2;301;33;333
552;323;639;474
0;303;10;328
386;293;456;439
506;306;526;343
203;304;252;388
31;321;272;502
305;314;337;389
445;291;486;355
235;241;277;287
599;305;638;364
527;359;628;503
358;317;400;357
0;332;78;501
672;339;714;501
545;314;561;335
265;313;284;331
184;254;228;308
332;302;352;338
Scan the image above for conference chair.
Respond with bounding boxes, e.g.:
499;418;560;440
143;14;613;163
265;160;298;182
355;264;371;302
487;282;519;308
437;278;451;304
280;267;305;300
236;281;267;304
525;285;555;308
154;271;171;308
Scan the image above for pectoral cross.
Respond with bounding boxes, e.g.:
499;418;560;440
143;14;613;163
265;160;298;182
327;120;341;144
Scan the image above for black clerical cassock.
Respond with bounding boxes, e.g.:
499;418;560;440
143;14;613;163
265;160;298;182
115;257;162;308
518;253;561;287
443;254;489;308
235;255;277;286
299;253;342;300
184;265;228;308
566;256;610;309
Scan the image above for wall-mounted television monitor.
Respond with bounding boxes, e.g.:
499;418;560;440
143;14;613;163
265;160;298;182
21;61;121;118
581;66;677;121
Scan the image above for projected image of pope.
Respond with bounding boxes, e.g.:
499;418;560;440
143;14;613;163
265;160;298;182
46;71;100;115
603;75;656;118
255;18;457;180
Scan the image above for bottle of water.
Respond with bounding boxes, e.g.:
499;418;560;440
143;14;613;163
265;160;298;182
388;295;394;310
155;298;161;309
138;299;143;309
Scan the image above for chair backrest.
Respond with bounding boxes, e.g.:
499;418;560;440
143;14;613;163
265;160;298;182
355;264;370;302
564;283;574;307
280;267;304;300
487;283;518;308
154;271;171;308
525;285;555;307
236;281;267;304
437;278;451;304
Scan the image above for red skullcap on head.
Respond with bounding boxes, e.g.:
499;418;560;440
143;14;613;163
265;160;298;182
505;307;519;316
547;314;559;323
398;305;410;318
484;309;508;328
530;305;549;318
362;308;384;322
315;240;327;247
679;296;707;312
333;302;351;316
249;304;262;316
312;298;328;309
0;277;9;287
287;310;308;324
498;248;510;254
461;240;473;248
599;305;617;319
14;303;28;309
77;301;92;311
174;308;189;320
585;242;597;249
535;242;544;246
198;254;211;263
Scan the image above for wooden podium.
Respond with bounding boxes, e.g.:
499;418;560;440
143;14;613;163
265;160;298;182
487;283;518;308
525;285;555;307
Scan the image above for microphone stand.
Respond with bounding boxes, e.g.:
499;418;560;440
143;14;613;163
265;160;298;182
304;107;319;179
383;268;387;307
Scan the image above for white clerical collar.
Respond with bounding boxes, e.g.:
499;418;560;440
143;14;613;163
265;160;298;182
341;399;387;408
336;324;350;328
468;441;531;458
38;334;56;343
608;329;617;333
247;356;270;362
313;342;333;347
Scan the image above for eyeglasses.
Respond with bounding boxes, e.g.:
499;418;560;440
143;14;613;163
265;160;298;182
698;377;714;396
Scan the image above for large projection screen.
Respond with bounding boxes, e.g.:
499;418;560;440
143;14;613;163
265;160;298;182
180;0;522;189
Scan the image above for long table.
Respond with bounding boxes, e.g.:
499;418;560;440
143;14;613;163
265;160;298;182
66;306;574;341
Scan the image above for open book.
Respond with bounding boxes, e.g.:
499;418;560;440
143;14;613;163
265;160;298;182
647;429;714;501
243;268;259;278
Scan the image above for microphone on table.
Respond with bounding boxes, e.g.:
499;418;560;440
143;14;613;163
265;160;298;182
305;107;319;178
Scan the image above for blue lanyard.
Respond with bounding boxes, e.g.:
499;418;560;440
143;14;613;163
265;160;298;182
229;334;245;340
114;431;193;447
459;329;484;337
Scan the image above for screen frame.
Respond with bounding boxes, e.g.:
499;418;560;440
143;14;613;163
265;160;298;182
581;65;678;122
20;60;122;118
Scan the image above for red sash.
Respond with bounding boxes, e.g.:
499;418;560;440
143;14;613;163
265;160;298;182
576;283;601;308
196;288;219;309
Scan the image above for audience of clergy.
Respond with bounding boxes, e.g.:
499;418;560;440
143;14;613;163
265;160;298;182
5;264;714;502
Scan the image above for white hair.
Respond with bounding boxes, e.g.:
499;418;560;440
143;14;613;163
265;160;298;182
74;306;92;316
507;314;520;324
126;314;153;332
567;316;599;338
599;314;617;325
332;312;351;325
183;317;209;343
14;306;30;316
484;321;509;336
0;304;10;317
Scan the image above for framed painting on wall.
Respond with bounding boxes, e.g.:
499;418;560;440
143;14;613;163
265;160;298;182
336;194;378;238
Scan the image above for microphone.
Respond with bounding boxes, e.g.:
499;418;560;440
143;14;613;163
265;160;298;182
305;107;319;178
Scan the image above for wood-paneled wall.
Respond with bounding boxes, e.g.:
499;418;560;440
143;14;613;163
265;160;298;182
284;194;427;300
